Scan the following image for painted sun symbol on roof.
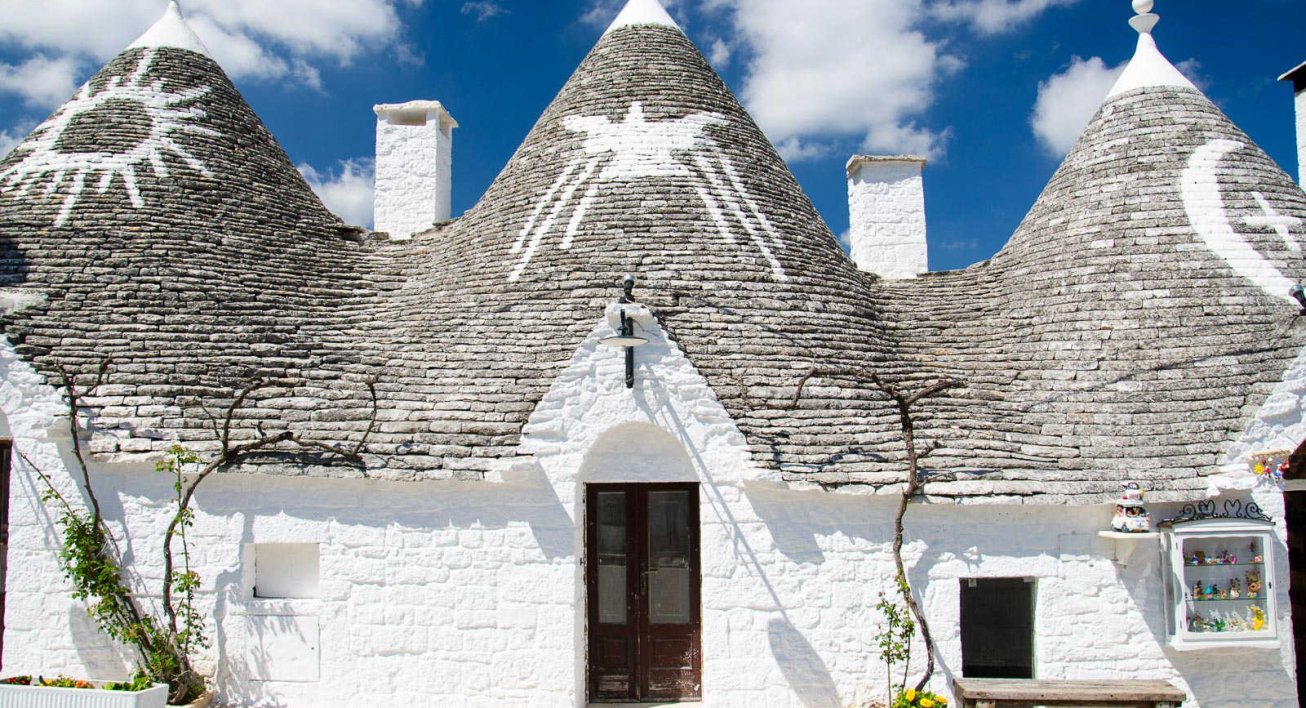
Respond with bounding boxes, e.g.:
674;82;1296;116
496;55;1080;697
0;48;219;227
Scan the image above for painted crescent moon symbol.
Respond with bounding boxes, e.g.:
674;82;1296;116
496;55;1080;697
1181;139;1296;304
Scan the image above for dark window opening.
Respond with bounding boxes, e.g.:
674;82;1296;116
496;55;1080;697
960;577;1035;679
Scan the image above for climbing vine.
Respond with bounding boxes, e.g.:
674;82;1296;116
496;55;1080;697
792;367;962;694
22;364;376;704
874;574;916;704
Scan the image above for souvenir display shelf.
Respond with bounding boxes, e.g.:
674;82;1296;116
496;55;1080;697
1163;517;1277;650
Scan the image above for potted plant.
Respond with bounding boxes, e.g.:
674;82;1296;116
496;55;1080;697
0;674;168;708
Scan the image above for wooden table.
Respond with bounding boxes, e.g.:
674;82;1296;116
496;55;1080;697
952;678;1186;707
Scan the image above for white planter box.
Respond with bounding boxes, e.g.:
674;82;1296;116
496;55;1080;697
0;682;168;708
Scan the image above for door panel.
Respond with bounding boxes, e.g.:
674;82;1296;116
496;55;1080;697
587;484;701;702
588;489;637;699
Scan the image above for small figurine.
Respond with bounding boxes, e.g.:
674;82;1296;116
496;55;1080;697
1229;577;1241;599
1190;612;1207;632
1207;583;1220;598
1250;542;1263;564
1245;571;1262;599
1211;616;1227;632
1250;606;1267;631
1192;550;1206;566
1218;549;1235;565
1229;615;1247;632
1111;482;1151;533
1191;581;1203;600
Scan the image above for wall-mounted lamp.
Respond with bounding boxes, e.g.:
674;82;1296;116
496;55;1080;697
1291;284;1306;316
599;274;649;388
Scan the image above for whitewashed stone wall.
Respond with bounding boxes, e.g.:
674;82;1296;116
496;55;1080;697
1;318;1300;707
847;156;929;279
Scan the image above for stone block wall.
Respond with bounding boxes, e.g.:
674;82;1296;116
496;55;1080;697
1;320;1300;706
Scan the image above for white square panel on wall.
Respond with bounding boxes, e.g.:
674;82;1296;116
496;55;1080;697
253;543;320;599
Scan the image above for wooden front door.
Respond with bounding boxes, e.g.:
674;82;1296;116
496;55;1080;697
586;483;701;702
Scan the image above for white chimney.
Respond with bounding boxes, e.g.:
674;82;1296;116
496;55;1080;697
373;100;458;239
1280;61;1306;186
846;155;928;279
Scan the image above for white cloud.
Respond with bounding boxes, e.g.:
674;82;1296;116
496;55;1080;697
462;2;508;22
299;159;375;229
190;0;410;66
0;55;83;109
1175;58;1207;91
711;0;950;159
707;38;732;68
775;137;833;162
931;0;1079;35
0;0;420;95
1030;56;1124;156
1;129;26;158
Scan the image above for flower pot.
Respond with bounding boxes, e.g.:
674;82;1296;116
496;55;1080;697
0;681;168;708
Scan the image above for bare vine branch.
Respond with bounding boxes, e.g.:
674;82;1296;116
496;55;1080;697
32;363;381;703
790;365;963;692
54;362;103;524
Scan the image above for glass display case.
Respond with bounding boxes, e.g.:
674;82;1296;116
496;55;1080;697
1164;517;1277;650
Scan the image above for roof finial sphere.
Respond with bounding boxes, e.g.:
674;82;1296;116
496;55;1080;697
1132;0;1154;14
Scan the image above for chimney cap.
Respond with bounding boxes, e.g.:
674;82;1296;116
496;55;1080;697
374;100;459;130
845;154;927;177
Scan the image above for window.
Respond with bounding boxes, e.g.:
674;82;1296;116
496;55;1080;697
960;578;1035;678
252;543;320;599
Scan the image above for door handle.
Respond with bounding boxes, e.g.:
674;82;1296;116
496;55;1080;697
641;568;657;594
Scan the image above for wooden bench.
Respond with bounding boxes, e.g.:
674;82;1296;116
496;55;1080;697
952;678;1186;707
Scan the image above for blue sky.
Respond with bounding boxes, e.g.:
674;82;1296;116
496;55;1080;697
1;0;1302;272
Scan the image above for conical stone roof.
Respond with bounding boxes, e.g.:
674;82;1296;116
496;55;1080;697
874;20;1306;500
352;16;915;479
0;7;380;462
2;2;1302;500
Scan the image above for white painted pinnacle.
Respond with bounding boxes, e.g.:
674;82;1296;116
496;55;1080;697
1106;25;1195;99
604;0;681;35
128;0;211;56
1128;0;1158;35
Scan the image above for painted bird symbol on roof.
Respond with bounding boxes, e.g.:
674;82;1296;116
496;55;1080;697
509;101;787;282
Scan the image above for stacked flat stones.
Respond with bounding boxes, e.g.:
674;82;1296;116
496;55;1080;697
877;85;1306;501
2;17;1304;500
0;47;388;472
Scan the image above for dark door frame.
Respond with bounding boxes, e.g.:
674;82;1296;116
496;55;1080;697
0;438;10;670
585;482;702;703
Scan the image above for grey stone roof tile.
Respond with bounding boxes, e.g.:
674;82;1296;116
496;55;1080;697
2;24;1304;504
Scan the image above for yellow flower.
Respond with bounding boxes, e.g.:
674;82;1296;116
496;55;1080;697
905;689;916;702
938;699;948;705
921;699;935;708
